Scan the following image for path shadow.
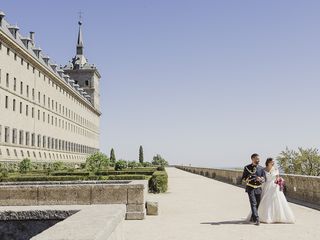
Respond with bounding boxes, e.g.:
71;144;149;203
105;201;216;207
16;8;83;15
201;220;251;225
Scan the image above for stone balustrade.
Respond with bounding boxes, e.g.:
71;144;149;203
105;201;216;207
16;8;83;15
175;165;320;209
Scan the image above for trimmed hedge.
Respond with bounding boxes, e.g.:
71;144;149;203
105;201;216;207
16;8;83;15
1;175;101;182
96;170;155;176
107;175;149;180
50;171;90;176
0;167;161;183
148;171;168;193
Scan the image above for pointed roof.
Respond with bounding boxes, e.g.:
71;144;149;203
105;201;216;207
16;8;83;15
69;20;87;68
77;21;84;47
63;18;100;77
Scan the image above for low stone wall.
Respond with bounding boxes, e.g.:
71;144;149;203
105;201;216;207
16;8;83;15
0;180;147;220
175;166;320;209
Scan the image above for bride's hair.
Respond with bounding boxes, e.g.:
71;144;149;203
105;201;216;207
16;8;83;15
265;158;273;167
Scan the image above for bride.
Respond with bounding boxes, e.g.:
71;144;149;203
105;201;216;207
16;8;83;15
257;158;295;223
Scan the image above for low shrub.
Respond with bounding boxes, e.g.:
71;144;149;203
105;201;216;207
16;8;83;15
115;160;127;171
157;166;165;171
148;171;168;193
2;175;86;182
19;158;32;173
142;162;153;167
85;152;110;172
0;168;8;180
50;171;90;176
107;174;148;180
1;174;107;182
96;170;155;176
52;161;67;171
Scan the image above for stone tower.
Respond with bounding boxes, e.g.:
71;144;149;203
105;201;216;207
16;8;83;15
63;20;101;111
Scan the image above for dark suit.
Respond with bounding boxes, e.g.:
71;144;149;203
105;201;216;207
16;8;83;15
242;164;266;222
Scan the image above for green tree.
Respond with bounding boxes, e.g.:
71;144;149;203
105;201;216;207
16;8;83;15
277;147;320;176
85;152;110;172
139;145;144;163
110;148;116;164
19;158;32;173
152;154;168;166
115;160;127;171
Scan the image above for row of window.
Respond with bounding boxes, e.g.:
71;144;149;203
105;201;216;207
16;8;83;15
0;69;97;130
0;125;98;154
0;147;89;161
0;40;99;131
1;94;97;138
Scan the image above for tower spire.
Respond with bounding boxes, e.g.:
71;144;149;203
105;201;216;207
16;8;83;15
73;11;87;68
77;18;84;54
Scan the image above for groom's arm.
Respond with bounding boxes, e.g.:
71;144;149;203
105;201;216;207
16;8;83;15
241;167;249;183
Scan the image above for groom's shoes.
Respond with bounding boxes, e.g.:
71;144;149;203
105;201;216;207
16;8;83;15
254;220;260;226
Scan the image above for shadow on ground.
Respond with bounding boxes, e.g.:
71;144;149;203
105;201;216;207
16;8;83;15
201;220;251;225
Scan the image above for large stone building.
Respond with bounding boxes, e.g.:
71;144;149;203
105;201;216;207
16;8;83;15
0;11;101;163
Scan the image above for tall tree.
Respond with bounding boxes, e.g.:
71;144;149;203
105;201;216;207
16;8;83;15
139;145;144;163
277;147;320;176
110;148;116;163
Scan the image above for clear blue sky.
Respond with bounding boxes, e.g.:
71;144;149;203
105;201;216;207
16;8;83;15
2;1;320;167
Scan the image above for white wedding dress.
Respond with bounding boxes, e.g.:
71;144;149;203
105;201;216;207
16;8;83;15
258;168;295;223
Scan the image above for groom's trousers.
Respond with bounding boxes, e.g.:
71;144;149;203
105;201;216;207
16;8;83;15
247;188;262;222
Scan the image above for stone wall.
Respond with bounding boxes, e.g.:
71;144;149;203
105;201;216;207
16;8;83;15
175;166;320;209
0;180;147;220
0;205;126;240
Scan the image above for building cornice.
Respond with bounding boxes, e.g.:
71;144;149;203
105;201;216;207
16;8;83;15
0;30;101;117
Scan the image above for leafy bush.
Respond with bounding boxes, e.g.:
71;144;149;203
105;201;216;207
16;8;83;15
142;162;153;167
115;160;127;171
19;158;32;173
52;161;67;171
85;152;110;172
128;161;139;169
148;171;168;193
152;154;168;167
157;166;165;171
0;167;8;180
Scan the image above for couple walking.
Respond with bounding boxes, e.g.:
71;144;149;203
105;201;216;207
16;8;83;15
242;153;295;225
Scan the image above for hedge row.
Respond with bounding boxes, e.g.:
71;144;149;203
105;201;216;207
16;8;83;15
1;175;98;182
50;171;90;176
107;175;149;180
148;171;168;193
96;170;155;176
48;169;156;176
1;174;151;182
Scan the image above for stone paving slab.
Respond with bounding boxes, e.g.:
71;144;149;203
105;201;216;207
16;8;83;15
123;167;320;240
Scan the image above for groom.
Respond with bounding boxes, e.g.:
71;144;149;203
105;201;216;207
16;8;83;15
242;153;266;226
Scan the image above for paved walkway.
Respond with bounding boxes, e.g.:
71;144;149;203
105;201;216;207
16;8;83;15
124;167;320;240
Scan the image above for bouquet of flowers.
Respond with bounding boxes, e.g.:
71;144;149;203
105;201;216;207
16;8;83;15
275;177;285;191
